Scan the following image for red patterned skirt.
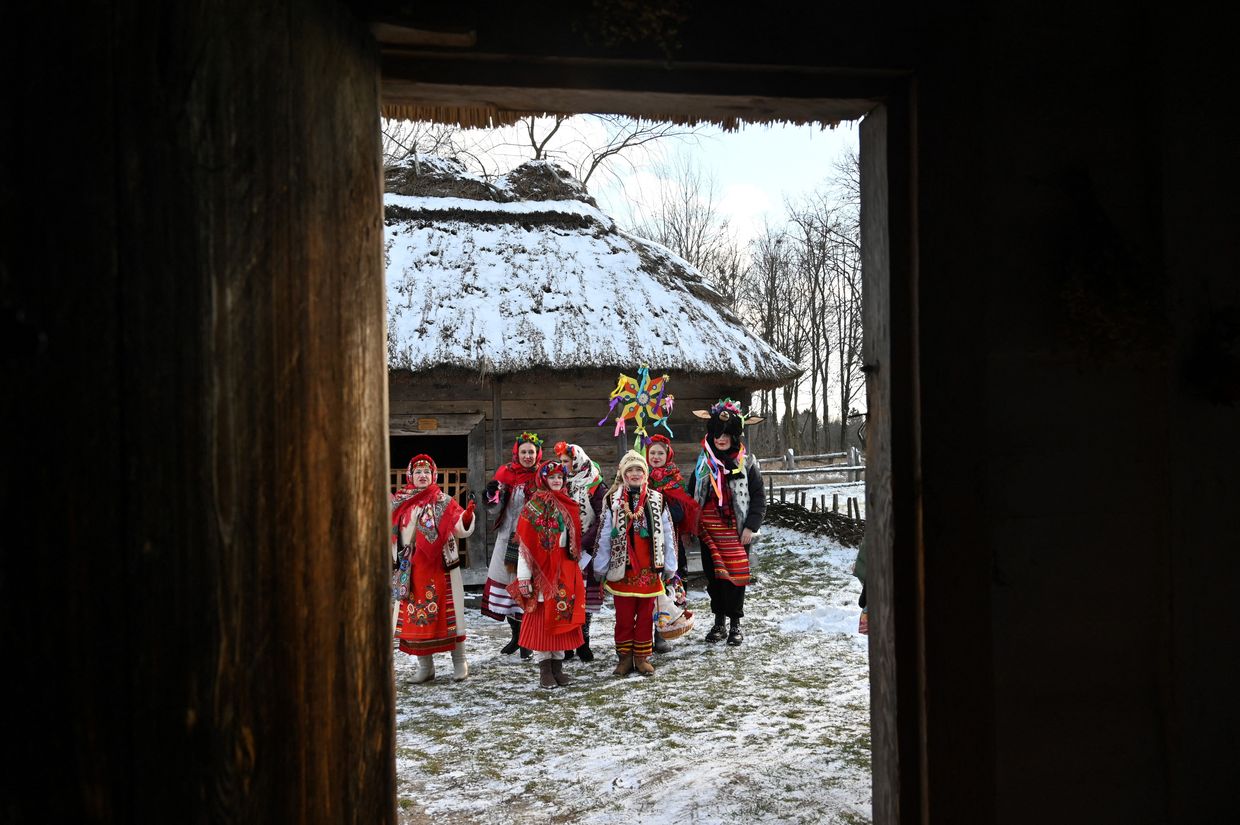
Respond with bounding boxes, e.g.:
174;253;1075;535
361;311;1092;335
699;500;751;586
396;570;464;655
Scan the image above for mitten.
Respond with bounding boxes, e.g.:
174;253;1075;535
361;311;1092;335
461;500;476;529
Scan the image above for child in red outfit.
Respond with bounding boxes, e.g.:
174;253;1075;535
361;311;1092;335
590;450;678;676
513;460;587;689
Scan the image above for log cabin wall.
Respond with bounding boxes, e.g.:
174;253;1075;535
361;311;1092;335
390;367;749;471
389;366;751;580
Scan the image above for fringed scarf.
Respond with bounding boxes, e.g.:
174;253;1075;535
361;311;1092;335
391;455;444;559
692;437;746;512
557;442;603;534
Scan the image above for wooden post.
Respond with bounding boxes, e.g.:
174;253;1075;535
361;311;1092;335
492;375;504;470
3;4;395;820
780;488;787;503
467;415;487;572
850;445;862;482
833;493;840;512
784;447;796;470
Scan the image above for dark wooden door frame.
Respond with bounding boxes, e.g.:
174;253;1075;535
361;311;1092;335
377;64;924;824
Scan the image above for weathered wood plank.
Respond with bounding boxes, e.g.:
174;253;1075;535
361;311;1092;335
0;3;393;822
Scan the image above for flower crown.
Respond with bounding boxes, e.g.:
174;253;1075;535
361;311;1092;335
516;431;544;447
710;398;747;419
538;460;566;479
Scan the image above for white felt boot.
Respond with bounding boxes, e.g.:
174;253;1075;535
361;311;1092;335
411;655;435;684
451;644;469;682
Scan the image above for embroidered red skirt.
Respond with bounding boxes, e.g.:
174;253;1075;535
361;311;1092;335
699;500;751;586
396;570;464;655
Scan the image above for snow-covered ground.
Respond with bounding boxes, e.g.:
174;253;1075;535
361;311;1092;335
394;526;872;824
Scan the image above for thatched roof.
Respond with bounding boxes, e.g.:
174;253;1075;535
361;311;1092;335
378;104;847;134
384;156;800;389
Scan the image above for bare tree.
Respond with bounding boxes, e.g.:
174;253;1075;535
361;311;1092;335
628;154;746;312
496;114;708;191
382;120;463;168
748;149;863;455
744;224;812;451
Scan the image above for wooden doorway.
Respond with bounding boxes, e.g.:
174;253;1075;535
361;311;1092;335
378;60;921;825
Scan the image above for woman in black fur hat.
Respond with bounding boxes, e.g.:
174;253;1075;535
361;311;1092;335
684;398;766;645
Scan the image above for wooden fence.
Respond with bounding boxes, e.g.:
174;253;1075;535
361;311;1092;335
756;448;865;519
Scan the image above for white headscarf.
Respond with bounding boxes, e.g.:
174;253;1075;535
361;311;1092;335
555;442;602;532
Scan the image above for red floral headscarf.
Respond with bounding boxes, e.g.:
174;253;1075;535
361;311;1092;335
392;453;440;533
644;436;701;533
494;431;543;488
520;460;583;561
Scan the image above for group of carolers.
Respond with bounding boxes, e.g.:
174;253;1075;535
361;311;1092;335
390;398;766;690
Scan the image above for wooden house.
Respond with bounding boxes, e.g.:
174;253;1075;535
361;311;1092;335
383;156;799;580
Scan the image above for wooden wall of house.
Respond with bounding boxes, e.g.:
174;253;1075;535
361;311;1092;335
389;367;752;474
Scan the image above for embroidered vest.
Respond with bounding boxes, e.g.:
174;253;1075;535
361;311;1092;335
606;488;665;581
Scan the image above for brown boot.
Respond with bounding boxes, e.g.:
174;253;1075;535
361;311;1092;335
539;659;557;689
634;656;655;677
612;653;634;677
551;659;573;686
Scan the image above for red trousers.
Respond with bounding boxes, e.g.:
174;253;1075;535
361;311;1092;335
613;595;655;658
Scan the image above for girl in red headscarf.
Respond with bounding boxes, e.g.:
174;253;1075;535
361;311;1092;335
554;441;606;662
479;432;543;657
512;460;587;689
392;454;477;683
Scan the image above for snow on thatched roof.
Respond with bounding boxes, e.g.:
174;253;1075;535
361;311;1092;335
383;156;800;388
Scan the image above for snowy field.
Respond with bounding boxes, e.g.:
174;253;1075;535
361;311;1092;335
393;526;872;824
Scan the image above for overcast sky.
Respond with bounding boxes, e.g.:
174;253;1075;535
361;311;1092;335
594;120;860;245
448;115;861;247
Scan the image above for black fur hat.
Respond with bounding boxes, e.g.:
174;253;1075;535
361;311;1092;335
693;398;764;440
